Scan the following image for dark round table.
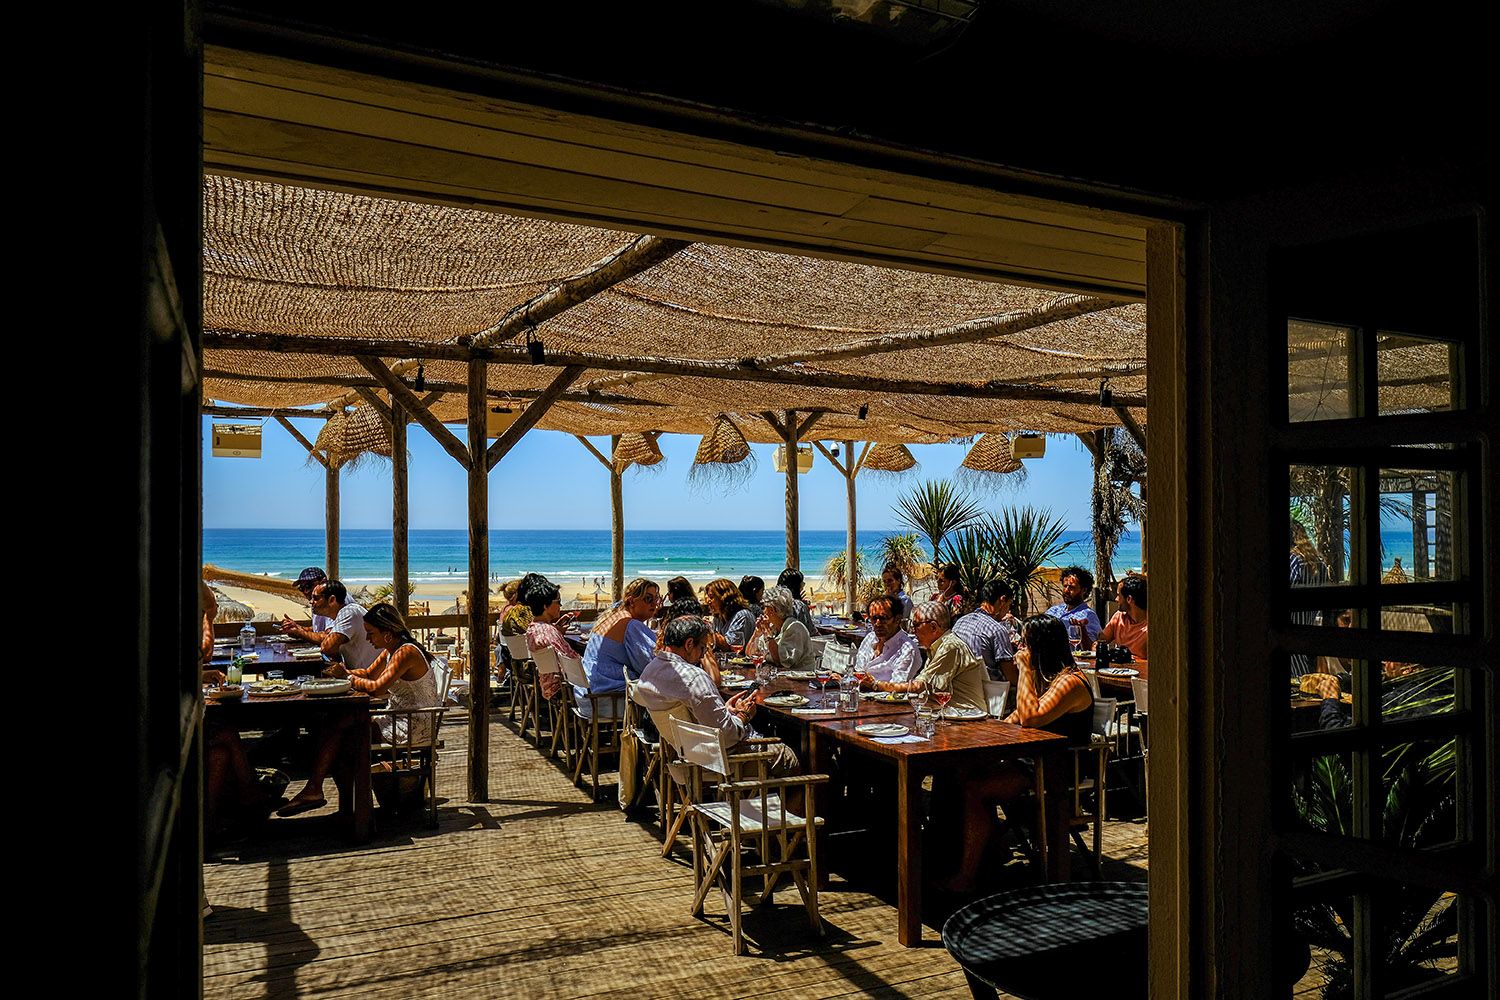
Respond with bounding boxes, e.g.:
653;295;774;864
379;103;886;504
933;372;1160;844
942;882;1148;1000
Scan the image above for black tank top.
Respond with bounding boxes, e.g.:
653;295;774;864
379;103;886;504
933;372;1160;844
1038;672;1095;746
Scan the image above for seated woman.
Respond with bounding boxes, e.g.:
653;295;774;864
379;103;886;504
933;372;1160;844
280;603;440;816
578;577;660;718
704;577;757;650
933;563;965;611
944;614;1094;890
520;576;581;700
666;575;697;604
777;567;817;630
738;575;766;620
748;585;819;670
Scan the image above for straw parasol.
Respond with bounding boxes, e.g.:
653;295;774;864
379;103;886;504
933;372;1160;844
213;592;254;623
957;431;1028;491
687;414;756;491
313;405;391;470
612;431;665;474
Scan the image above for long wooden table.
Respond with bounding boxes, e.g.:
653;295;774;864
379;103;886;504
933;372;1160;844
809;716;1069;946
204;686;376;841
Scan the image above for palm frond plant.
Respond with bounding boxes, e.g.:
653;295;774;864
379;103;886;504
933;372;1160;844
1291;668;1461;1000
939;525;1005;605
1090;428;1147;594
877;532;927;581
990;507;1075;615
823;547;868;595
894;478;985;563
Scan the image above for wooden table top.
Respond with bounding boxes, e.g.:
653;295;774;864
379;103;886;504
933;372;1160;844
209;640;324;670
204;687;371;709
723;674;914;723
812;715;1066;763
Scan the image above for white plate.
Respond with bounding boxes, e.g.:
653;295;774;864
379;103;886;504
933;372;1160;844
763;694;808;707
855;723;910;738
870;692;910;703
941;706;988;720
1074;651;1097;660
207;685;244;701
246;681;301;697
720;677;754;689
301;679;351;696
290;649;324;660
782;671;816;680
1098;666;1139;677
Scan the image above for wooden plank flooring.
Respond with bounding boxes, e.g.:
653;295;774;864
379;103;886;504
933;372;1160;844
204;712;1151;1000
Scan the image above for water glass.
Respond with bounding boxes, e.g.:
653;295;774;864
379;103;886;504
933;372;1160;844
914;704;936;739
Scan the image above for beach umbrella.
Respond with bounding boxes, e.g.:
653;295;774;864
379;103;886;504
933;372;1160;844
612;431;665;475
859;442;919;481
957;432;1028;492
213;593;254;623
687;414;756;492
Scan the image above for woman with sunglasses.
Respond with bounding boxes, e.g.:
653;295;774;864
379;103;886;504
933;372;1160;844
578;577;660;719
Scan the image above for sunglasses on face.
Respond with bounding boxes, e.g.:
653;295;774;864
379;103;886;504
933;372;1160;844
867;613;894;622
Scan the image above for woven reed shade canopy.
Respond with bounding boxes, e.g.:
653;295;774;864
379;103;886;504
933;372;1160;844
862;442;919;473
612;432;664;474
201;175;1151;440
961;432;1023;474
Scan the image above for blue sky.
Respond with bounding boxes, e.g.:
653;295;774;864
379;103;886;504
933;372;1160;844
202;415;1096;531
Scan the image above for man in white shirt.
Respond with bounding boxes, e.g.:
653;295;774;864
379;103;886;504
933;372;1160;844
279;566;332;637
854;595;921;683
309;580;378;675
634;616;798;775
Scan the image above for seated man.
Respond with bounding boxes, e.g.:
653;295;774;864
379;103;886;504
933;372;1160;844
1096;574;1148;658
634;615;798;776
866;601;988;716
853;595;921;683
278;566;332;640
309;579;379;674
952;577;1019;684
1045;565;1103;643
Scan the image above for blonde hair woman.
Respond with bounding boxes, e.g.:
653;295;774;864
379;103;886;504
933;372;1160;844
578;577;660;719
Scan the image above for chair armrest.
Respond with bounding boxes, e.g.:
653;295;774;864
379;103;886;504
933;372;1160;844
719;773;830;794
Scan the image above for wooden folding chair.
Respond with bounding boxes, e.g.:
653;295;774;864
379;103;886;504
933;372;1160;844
529;644;574;763
663;718;828;955
369;704;446;828
558;653;623;800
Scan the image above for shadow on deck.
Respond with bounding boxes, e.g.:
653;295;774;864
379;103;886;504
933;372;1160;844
204;712;1151;1000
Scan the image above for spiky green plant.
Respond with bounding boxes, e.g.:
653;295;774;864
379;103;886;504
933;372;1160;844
823;547;868;594
939;525;1005;602
989;507;1075;615
878;532;927;580
893;479;985;562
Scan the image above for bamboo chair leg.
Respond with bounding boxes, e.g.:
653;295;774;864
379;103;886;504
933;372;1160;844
729;812;744;955
1033;758;1049;880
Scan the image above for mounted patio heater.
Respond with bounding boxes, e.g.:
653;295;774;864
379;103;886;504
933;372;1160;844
774;443;814;473
211;423;261;458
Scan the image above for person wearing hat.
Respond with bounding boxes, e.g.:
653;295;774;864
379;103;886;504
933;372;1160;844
279;566;333;641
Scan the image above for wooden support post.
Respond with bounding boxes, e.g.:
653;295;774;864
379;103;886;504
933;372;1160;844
466;356;491;802
325;460;340;579
811;438;858;614
1092;428;1111;601
391;397;409;617
610;434;624;602
785;411;801;569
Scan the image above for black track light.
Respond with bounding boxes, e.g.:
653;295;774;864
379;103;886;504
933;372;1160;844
414;363;425;392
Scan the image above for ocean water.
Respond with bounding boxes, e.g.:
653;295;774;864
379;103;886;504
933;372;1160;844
203;527;1149;598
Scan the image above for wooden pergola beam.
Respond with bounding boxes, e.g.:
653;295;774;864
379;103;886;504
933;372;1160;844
484;366;585;471
470;235;691;349
204;403;334;419
357;356;471;471
574;435;612;469
1113;404;1148;454
202;369;667;406
353;386;394;426
741;293;1129;369
273;415;328;468
205;330;1145;407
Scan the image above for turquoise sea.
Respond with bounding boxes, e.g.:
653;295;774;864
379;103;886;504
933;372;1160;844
204;527;1149;599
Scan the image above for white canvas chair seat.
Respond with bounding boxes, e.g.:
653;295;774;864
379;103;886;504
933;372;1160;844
694;795;823;836
559;649;623;800
982;679;1011;718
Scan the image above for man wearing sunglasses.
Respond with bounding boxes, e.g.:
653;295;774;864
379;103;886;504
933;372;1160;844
279;566;333;641
852;595;921;684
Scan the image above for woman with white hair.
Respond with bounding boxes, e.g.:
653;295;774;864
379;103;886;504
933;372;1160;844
747;585;817;670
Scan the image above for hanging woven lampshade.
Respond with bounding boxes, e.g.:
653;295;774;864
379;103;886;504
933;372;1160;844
860;442;919;481
313;405;392;470
957;432;1028;492
687;414;756;492
612;431;665;474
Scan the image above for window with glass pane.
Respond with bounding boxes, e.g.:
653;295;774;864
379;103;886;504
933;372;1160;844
1289;320;1355;422
1376;332;1459;416
1378;468;1460;584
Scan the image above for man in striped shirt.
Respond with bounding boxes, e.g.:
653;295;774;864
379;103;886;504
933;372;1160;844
953;578;1019;684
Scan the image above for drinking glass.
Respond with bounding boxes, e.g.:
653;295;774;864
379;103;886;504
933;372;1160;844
914;700;936;738
1067;621;1083;652
930;690;952;726
814;670;833;708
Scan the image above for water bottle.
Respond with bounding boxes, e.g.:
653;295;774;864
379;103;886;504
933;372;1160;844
239;621;257;651
838;660;859;712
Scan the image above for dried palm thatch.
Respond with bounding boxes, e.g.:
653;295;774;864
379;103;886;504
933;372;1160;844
860;442;920;481
957;432;1028;492
312;406;391;470
213;593;254;623
612;431;665;475
1091;428;1148;588
687;414;756;492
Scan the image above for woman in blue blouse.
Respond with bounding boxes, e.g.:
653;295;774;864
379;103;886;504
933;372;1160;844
579;577;660;718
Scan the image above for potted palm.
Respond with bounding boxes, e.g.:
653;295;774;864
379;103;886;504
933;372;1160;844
989;507;1074;615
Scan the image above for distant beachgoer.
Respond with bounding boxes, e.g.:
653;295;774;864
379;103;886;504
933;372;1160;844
1044;566;1102;643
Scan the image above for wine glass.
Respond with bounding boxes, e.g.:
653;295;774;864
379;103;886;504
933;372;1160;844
930;689;952;725
1067;620;1083;653
814;668;833;708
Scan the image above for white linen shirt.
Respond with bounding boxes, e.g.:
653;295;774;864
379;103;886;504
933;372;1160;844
854;628;921;684
330;602;379;675
634;650;748;746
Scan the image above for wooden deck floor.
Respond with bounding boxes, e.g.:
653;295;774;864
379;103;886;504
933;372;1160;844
204;712;1151;1000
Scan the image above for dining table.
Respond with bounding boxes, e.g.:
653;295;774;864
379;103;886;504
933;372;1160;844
719;669;913;762
809;715;1070;946
209;638;328;675
204;683;377;841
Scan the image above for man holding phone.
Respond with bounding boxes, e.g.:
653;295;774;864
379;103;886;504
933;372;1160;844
635;615;798;776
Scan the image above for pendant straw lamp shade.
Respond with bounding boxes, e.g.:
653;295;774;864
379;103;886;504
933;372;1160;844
860;442;919;481
687;414;757;492
957;432;1028;491
314;406;392;470
612;431;665;474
